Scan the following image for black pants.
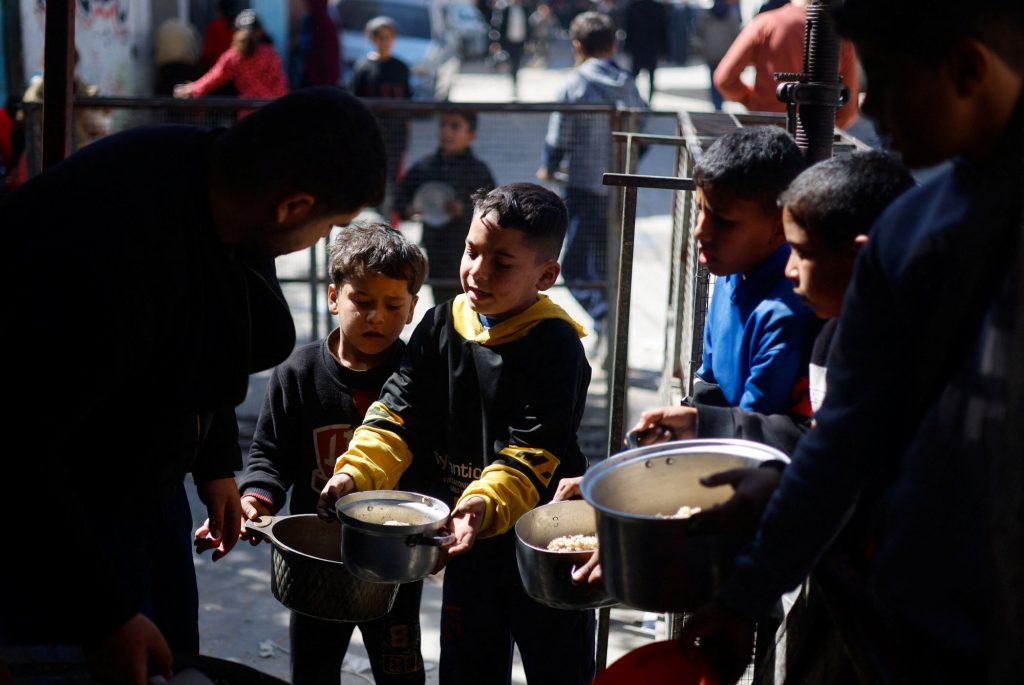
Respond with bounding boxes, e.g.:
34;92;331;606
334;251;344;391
439;534;596;685
290;579;425;685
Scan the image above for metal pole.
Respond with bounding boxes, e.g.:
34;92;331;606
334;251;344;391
42;0;75;169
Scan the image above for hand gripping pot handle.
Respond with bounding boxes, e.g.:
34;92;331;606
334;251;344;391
407;532;456;547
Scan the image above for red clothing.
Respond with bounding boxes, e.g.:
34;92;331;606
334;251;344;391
713;2;860;129
201;17;234;69
190;43;289;100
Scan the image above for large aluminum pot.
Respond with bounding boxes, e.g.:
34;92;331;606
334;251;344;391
580;439;789;612
515;499;616;610
335;490;454;583
244;514;398;621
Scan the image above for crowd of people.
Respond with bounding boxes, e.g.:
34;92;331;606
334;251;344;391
1;1;1021;685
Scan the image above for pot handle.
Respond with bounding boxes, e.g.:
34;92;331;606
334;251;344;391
406;532;456;547
241;515;283;544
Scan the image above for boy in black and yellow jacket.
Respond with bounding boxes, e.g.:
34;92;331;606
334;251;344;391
318;182;595;685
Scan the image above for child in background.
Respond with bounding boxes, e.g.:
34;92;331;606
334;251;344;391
353;16;412;221
237;224;429;685
319;183;596;685
539;11;648;356
174;9;289;102
395;109;497;305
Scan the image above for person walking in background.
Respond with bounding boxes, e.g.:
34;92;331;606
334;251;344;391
539;12;648;360
291;0;341;88
352;16;413;222
713;0;860;128
175;10;289;103
492;0;529;98
623;0;668;101
528;4;562;68
694;0;741;111
201;0;240;97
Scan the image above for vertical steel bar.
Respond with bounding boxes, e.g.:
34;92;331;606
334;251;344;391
42;0;74;169
607;183;637;456
596;606;611;672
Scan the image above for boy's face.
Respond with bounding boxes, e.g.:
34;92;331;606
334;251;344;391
328;273;417;369
693;187;784;276
372;27;396;58
460;211;560;319
438;113;476;156
857;40;968;168
782;207;863;319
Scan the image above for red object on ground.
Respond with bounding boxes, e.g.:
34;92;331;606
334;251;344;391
593;640;711;685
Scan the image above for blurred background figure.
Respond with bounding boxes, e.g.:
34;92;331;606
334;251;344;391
713;0;860;129
528;3;562;68
175;10;289;104
154;17;202;97
22;48;108;150
291;0;342;88
623;0;668;101
491;0;529;98
693;0;740;111
202;0;241;96
352;16;412;221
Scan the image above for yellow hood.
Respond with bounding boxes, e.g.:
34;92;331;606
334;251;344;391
451;294;587;346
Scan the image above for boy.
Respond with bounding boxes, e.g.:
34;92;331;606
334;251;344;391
538;11;648;351
352;16;411;220
235;224;428;685
318;183;596;685
682;1;1024;682
395;109;497;305
632;151;913;453
0;87;386;683
686;126;813;422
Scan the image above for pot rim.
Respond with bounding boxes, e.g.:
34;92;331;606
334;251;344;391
514;499;600;554
580;438;791;520
335;489;450;536
245;514;346;566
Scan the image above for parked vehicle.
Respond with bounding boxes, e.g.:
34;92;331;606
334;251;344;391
335;0;461;100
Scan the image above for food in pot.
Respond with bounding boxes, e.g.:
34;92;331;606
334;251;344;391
383;520;405;526
546;534;598;552
658;505;702;519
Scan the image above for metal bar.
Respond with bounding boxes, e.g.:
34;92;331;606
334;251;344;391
603;173;696;191
42;0;74;169
607;184;638;456
596;606;611;672
611;132;689;146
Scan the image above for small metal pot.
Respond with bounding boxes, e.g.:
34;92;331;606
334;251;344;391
244;514;398;622
335;490;454;584
515;499;616;610
581;439;789;613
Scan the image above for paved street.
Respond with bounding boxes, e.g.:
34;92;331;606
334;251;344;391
191;48;716;683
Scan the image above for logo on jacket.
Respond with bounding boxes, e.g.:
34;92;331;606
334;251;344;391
311;424;355;492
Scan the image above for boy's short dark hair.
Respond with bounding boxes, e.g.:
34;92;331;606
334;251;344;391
441;108;478;133
780;150;914;251
214;86;386;217
833;0;1024;69
365;15;397;39
570;11;616;57
693;126;806;211
472;183;568;261
328;222;428;295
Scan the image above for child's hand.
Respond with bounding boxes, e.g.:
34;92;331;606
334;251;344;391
193;477;242;562
317;473;356;521
630;406;698;445
552;476;584;502
536;166;552;182
447;496;486;557
240;495;275;546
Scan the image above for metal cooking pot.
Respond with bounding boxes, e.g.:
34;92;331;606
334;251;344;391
244;514;398;621
580;439;789;612
335;490;454;583
515;499;616;610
